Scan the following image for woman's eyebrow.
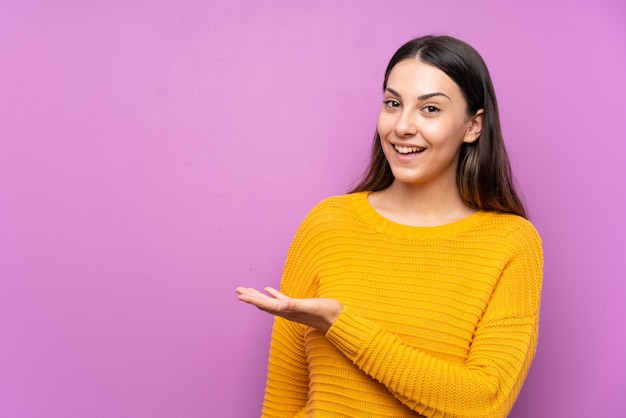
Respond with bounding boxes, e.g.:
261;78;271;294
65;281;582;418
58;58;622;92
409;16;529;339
384;88;451;102
385;87;403;98
417;92;451;101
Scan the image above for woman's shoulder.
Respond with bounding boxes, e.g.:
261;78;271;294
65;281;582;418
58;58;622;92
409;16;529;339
309;192;363;212
478;211;542;248
297;193;366;227
286;193;366;246
483;211;539;231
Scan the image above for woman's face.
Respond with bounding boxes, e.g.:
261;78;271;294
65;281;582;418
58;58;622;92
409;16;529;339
377;58;482;189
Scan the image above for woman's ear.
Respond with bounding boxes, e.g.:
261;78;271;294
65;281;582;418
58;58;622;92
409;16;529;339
463;109;484;143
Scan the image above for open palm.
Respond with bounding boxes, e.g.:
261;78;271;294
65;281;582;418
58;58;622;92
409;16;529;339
235;286;343;334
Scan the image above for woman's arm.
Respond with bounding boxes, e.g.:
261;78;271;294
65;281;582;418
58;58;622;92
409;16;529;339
259;317;310;417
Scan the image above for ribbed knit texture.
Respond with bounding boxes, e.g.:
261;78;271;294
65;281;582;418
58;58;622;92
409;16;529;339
261;192;543;418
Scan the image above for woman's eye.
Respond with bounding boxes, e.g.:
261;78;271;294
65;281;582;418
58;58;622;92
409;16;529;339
384;99;401;108
423;105;440;113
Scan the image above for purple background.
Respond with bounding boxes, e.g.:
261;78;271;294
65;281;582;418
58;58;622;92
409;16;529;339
1;1;625;417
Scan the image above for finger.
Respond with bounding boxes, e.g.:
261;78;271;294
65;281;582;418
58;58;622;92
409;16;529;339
247;287;272;299
235;286;251;295
236;287;269;300
264;287;287;299
238;291;271;307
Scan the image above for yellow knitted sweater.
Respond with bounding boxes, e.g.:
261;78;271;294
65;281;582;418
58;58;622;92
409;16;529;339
261;192;543;418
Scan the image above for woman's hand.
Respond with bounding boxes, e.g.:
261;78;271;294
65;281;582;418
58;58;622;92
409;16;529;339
235;286;343;334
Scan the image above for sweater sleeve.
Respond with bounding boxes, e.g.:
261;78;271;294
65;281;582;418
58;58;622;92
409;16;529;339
261;211;321;417
261;318;309;417
325;222;543;418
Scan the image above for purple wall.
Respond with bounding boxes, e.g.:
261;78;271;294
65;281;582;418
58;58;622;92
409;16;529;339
1;1;625;417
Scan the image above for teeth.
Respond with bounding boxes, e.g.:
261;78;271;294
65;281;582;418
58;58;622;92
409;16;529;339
394;145;425;154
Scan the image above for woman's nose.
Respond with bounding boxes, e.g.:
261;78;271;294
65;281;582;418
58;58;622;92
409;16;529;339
394;111;418;137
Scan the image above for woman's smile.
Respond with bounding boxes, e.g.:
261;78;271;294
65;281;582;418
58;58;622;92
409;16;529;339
393;144;426;155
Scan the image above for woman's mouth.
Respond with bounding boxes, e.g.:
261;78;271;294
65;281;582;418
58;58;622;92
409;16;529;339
394;144;426;155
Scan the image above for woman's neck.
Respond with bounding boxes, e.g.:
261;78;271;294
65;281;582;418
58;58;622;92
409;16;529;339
368;180;476;227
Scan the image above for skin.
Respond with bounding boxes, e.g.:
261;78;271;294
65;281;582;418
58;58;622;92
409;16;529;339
236;57;484;333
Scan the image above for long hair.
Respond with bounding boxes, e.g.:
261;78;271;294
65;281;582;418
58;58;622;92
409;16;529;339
351;35;527;219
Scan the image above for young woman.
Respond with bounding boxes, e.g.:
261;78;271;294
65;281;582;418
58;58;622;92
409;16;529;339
236;35;543;418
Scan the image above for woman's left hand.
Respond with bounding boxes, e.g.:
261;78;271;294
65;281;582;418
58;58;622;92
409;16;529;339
235;286;343;334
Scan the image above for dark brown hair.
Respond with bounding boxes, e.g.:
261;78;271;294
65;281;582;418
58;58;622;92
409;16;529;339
351;35;527;218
